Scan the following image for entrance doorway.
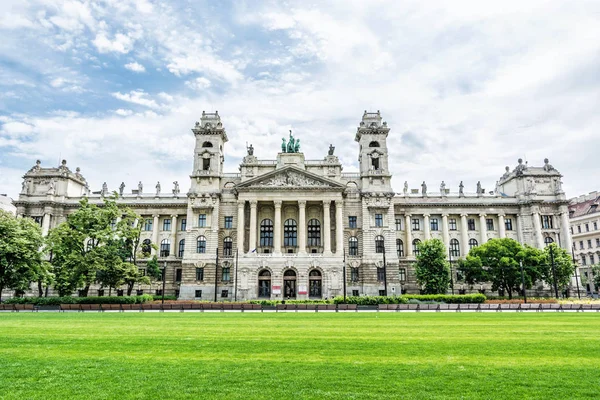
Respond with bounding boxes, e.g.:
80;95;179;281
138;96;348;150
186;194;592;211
283;269;297;298
309;269;322;298
258;269;271;298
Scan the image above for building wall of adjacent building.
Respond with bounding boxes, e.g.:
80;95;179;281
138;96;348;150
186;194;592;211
569;191;600;295
9;111;572;300
0;194;16;215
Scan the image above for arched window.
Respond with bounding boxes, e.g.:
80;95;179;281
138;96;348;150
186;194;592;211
396;239;404;257
143;219;153;231
283;269;297;298
309;270;322;298
141;239;152;255
284;219;297;247
468;238;478;250
178;239;185;258
223;237;232;256
375;235;385;253
369;141;380;147
258;269;271;298
86;239;94;252
544;237;554;246
160;239;170;257
202;141;213;147
196;236;206;253
260;219;273;247
450;239;460;257
307;219;321;246
412;239;421;256
349;236;358;256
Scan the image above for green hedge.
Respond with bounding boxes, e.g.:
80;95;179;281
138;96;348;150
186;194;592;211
249;299;333;306
3;294;153;305
332;294;486;305
151;295;178;301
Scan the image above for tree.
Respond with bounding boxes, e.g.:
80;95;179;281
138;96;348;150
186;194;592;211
541;243;575;295
0;210;44;301
458;238;544;299
582;264;600;294
414;239;451;294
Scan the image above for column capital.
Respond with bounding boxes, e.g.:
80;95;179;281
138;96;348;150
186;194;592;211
298;200;306;207
322;200;331;207
442;213;449;218
479;213;487;218
237;200;245;207
460;213;469;218
335;201;344;209
249;200;258;207
170;214;178;219
152;214;160;219
423;213;430;218
274;200;282;208
405;214;412;218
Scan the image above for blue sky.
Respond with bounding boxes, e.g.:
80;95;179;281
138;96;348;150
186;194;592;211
1;0;599;199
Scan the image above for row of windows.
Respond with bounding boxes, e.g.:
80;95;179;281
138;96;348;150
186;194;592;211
575;221;599;234
142;236;234;258
386;216;514;231
576;238;600;250
581;254;597;266
141;214;233;232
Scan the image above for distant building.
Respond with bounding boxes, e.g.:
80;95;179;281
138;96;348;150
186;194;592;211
12;111;572;299
0;194;16;215
569;191;600;295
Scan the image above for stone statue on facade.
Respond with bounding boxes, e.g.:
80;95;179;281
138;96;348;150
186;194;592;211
294;138;300;153
287;131;295;153
119;182;125;197
554;177;563;193
543;158;555;172
421;181;427;196
459;181;464;197
281;137;287;152
47;179;56;195
101;182;108;196
476;181;482;195
495;180;500;195
281;130;301;153
515;158;527;176
155;181;161;196
328;144;335;156
501;166;510;180
173;181;180;195
138;181;143;194
247;144;254;156
403;181;408;195
440;181;446;196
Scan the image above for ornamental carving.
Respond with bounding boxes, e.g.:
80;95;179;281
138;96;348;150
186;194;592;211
256;171;329;188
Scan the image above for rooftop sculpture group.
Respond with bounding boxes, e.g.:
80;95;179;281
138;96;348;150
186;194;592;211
281;130;301;153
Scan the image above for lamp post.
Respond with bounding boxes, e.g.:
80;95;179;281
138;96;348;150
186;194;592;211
343;250;347;303
214;247;219;302
161;261;166;305
520;260;527;304
449;248;454;295
382;242;388;296
234;248;239;302
571;244;581;299
549;245;559;299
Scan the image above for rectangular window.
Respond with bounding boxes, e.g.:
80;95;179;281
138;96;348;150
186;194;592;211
375;214;383;227
594;222;598;230
412;218;420;231
468;219;475;231
221;290;228;298
348;216;357;228
588;240;592;249
486;218;494;231
98;289;104;297
198;214;206;227
377;267;385;281
578;225;582;233
449;218;457;230
596;238;600;247
195;267;204;281
163;218;171;231
180;218;187;231
585;224;589;232
32;216;43;226
222;267;231;282
349;238;358;256
195;290;202;298
203;158;210;171
144;219;153;231
379;289;386;296
591;255;596;265
155;289;163;296
395;218;402;231
542;216;553;229
157;268;165;282
351;267;359;282
580;241;584;250
352;289;359;296
224;216;233;229
430;218;439;231
175;268;182;282
505;218;513;231
582;255;587;265
399;268;406;282
138;268;146;276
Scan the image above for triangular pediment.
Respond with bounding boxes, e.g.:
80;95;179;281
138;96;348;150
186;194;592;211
236;166;345;191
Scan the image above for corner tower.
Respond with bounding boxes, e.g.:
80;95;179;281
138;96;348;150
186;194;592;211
190;111;227;193
356;110;393;193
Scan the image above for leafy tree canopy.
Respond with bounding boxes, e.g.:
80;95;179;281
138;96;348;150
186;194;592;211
415;239;451;294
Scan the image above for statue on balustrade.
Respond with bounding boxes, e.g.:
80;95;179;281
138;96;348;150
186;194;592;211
421;181;427;196
119;182;125;197
155;181;161;196
138;181;143;194
328;144;335;156
459;181;464;197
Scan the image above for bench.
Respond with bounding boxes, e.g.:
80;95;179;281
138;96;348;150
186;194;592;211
231;303;243;311
316;304;337;312
0;304;15;311
336;304;358;312
13;304;36;312
243;304;262;311
377;304;397;312
121;304;138;311
79;304;102;312
101;304;122;312
591;304;600;312
60;304;80;312
276;304;289;312
140;303;162;311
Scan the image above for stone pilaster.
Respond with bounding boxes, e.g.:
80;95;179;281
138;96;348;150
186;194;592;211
248;200;257;254
273;200;282;255
322;200;331;255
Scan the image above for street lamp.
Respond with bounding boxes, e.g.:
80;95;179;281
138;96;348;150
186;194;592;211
449;248;454;295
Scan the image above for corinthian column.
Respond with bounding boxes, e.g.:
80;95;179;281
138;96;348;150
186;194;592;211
460;213;469;256
479;213;487;244
498;214;506;238
152;214;159;256
170;215;178;256
335;201;344;255
322;200;331;255
441;213;450;250
237;201;245;253
560;206;571;251
273;200;282;255
532;209;543;248
423;214;431;241
298;200;307;254
405;214;412;256
248;200;257;254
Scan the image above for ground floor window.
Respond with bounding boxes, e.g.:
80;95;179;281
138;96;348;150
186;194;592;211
309;270;322;298
258;269;271;298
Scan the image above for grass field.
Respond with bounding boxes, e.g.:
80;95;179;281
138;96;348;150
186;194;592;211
0;313;599;399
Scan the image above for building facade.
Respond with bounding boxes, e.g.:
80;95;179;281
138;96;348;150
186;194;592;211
0;194;16;215
12;111;572;300
569;191;600;295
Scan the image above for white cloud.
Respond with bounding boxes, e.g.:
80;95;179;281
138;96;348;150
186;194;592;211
115;109;133;116
112;90;159;109
185;77;211;90
93;32;135;54
124;61;146;73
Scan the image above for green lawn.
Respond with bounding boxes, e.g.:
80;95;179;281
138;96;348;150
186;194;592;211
0;313;599;399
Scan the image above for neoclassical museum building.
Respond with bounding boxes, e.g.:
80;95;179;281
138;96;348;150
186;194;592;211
13;111;572;300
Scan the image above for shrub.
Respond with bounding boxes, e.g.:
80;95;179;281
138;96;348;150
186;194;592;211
3;295;154;305
151;295;178;301
333;294;486;305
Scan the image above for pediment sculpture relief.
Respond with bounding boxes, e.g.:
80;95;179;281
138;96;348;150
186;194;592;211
256;171;329;188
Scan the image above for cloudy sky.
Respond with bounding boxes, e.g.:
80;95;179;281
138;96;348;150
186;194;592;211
0;0;599;200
